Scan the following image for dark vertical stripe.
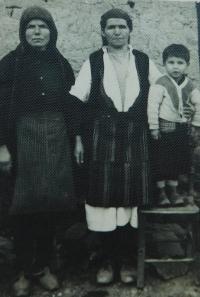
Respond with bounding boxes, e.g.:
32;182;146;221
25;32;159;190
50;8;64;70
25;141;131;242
93;120;99;161
141;130;149;205
110;121;115;162
124;162;130;205
103;163;110;205
126;121;133;162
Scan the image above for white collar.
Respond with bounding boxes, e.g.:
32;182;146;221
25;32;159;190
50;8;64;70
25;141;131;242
102;44;133;54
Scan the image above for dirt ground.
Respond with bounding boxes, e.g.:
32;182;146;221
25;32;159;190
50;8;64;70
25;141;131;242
0;251;200;297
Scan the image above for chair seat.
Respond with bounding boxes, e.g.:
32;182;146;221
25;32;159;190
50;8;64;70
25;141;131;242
140;205;199;215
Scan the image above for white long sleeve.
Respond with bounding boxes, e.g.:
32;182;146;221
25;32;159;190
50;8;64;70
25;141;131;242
149;60;162;85
69;59;91;102
70;53;161;107
148;84;165;129
191;88;200;127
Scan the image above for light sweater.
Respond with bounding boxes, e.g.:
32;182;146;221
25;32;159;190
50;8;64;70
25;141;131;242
148;74;200;130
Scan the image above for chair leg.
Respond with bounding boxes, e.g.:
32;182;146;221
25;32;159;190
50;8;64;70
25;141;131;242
137;212;146;289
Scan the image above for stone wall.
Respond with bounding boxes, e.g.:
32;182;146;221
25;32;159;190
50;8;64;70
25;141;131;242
0;0;199;82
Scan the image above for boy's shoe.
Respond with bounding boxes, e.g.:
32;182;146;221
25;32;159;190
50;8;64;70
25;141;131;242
168;192;184;207
37;267;59;291
157;191;171;207
13;272;31;297
96;261;114;285
120;263;137;284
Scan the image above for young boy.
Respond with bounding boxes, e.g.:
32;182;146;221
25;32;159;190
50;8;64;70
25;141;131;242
148;44;200;207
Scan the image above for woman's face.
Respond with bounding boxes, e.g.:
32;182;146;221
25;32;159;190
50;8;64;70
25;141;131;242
102;18;130;49
25;19;50;50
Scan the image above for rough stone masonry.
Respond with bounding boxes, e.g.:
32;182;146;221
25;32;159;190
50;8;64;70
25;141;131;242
0;0;199;83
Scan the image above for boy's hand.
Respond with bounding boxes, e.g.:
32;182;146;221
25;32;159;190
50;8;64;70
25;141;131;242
183;105;195;120
150;129;160;140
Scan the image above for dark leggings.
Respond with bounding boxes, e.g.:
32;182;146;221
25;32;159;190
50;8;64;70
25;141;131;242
11;213;57;275
96;224;138;266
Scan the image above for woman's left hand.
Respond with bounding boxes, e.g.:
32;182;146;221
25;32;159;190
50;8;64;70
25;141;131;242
0;145;12;173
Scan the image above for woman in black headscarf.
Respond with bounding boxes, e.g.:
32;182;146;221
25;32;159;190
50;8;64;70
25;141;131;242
0;6;81;295
71;8;161;285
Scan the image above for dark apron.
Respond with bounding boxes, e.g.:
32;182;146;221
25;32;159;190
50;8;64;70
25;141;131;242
85;113;150;208
10;112;75;215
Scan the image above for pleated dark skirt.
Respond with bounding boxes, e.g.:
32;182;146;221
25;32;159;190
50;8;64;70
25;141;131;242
151;119;191;181
85;114;150;207
10;112;75;215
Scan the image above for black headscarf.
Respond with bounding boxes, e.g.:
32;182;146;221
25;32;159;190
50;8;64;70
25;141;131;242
5;6;75;131
100;8;133;32
19;6;58;50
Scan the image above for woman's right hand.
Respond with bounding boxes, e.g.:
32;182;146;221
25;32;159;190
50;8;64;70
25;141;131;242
0;145;12;172
74;136;84;165
150;129;160;140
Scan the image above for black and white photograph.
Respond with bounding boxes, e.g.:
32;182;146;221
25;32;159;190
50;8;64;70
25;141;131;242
0;0;200;296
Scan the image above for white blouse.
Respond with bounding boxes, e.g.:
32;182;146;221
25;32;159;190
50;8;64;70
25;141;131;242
70;46;161;112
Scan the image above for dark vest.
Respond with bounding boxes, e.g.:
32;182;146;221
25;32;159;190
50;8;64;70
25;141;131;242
155;75;195;111
87;48;150;125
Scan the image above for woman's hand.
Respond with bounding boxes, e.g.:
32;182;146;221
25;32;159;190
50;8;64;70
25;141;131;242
0;145;12;172
150;129;160;140
74;136;84;165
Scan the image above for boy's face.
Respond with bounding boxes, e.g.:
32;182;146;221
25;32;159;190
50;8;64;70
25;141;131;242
164;56;189;82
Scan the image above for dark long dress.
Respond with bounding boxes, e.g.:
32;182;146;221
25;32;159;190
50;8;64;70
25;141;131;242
0;47;79;215
82;49;152;208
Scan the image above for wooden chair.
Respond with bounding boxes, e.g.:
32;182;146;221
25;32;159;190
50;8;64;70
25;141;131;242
137;205;199;289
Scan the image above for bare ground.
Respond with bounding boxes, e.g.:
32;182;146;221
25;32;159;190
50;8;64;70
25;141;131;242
0;252;200;297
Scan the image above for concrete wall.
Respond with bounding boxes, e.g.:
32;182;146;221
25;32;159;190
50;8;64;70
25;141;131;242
0;0;199;82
